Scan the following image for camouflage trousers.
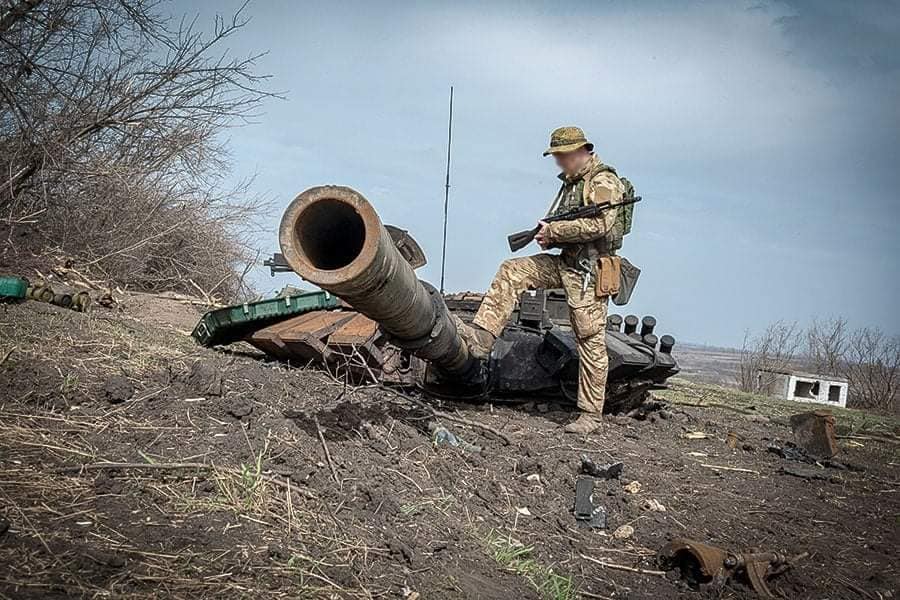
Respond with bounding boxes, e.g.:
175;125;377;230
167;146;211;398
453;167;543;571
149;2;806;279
473;253;609;414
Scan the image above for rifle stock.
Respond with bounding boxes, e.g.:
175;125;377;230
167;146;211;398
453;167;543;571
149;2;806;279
507;226;541;252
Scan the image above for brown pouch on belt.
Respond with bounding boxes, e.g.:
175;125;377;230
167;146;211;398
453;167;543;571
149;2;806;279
596;256;621;298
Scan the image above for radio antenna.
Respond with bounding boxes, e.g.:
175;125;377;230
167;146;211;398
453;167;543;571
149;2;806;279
439;86;453;294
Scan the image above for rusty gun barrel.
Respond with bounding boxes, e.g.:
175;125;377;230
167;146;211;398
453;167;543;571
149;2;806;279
279;185;475;376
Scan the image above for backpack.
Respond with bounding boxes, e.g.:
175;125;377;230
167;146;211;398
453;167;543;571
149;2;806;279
584;163;636;240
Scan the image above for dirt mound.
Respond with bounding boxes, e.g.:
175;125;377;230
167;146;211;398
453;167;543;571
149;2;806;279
0;295;898;599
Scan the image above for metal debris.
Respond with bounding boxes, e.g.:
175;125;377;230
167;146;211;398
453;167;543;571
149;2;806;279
659;537;806;598
580;455;624;479
574;477;607;529
790;410;839;459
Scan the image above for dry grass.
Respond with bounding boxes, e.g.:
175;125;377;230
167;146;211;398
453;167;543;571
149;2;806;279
0;408;385;598
0;302;385;598
658;377;900;437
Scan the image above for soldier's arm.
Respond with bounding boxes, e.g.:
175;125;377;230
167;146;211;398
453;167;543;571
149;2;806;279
545;173;623;244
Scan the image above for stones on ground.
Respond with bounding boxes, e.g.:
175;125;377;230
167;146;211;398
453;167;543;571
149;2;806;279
184;360;223;397
515;456;542;475
623;480;642;494
726;431;739;449
613;524;634;539
227;401;252;419
536;403;550;413
683;431;708;440
643;498;666;512
103;375;133;404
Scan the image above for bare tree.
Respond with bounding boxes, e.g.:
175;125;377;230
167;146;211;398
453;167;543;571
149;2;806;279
844;328;899;413
738;320;803;394
0;0;278;299
805;317;849;377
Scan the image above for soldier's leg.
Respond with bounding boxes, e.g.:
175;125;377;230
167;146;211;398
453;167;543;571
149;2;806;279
573;300;609;413
558;268;609;433
472;254;562;337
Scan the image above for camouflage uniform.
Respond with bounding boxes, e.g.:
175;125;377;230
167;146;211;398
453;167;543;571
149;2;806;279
473;153;626;414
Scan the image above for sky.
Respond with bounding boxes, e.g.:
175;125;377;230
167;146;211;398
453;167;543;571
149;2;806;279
178;0;899;348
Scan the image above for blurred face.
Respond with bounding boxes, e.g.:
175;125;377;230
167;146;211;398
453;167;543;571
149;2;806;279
553;147;591;175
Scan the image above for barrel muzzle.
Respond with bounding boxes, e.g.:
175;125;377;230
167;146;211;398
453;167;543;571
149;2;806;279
279;185;476;376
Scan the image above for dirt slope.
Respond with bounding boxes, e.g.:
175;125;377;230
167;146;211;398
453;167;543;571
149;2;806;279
0;294;897;599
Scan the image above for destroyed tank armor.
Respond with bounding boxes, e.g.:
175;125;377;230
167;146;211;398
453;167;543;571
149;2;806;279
226;185;678;412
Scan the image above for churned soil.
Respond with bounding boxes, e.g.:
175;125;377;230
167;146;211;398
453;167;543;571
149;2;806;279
0;293;898;599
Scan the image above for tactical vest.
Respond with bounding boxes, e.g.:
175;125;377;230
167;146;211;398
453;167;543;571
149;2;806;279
549;161;636;253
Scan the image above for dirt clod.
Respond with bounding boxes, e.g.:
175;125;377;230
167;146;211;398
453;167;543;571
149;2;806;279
103;375;133;404
226;400;253;419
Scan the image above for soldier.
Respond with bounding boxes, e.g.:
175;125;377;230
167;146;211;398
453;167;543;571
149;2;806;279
460;126;630;434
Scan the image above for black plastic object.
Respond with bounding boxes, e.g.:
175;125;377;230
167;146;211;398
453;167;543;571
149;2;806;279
623;315;639;334
581;455;624;479
641;316;656;336
660;334;675;354
574;477;607;529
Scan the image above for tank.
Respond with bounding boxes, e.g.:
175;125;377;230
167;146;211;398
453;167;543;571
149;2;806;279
252;185;679;413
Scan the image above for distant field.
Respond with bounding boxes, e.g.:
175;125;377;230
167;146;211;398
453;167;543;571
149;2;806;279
671;342;742;386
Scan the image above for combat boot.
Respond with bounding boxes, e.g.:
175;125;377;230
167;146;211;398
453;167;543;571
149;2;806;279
564;412;603;434
459;322;496;360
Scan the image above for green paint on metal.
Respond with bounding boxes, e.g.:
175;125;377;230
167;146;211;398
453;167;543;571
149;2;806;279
0;276;29;299
192;290;340;347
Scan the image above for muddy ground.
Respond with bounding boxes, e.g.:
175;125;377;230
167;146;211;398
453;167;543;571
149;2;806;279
0;291;898;599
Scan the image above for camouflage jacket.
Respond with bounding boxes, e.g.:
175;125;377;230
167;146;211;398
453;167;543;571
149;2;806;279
545;154;627;264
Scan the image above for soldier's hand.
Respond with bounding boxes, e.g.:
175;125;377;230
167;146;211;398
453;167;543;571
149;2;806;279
535;221;551;249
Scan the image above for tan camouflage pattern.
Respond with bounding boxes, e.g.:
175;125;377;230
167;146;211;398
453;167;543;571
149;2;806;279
543;126;593;156
546;154;627;259
470;152;628;414
473;253;609;413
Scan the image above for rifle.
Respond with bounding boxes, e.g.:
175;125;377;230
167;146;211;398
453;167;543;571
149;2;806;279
507;196;641;252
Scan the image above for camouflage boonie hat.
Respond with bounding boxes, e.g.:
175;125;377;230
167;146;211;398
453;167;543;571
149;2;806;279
543;126;594;156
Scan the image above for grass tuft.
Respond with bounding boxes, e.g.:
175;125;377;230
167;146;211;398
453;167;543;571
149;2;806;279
482;530;576;600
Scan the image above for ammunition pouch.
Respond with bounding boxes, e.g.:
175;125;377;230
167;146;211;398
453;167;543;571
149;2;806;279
612;257;640;306
595;256;621;298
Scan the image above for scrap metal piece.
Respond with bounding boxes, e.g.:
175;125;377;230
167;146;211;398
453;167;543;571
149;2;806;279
580;455;623;479
573;477;607;529
659;538;802;598
385;225;426;270
660;538;729;587
790;410;839;459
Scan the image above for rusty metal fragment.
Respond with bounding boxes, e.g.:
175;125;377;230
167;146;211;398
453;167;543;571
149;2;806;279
659;538;803;598
790;410;839;459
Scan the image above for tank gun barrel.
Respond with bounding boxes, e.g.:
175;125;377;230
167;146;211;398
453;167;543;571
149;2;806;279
278;185;475;376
